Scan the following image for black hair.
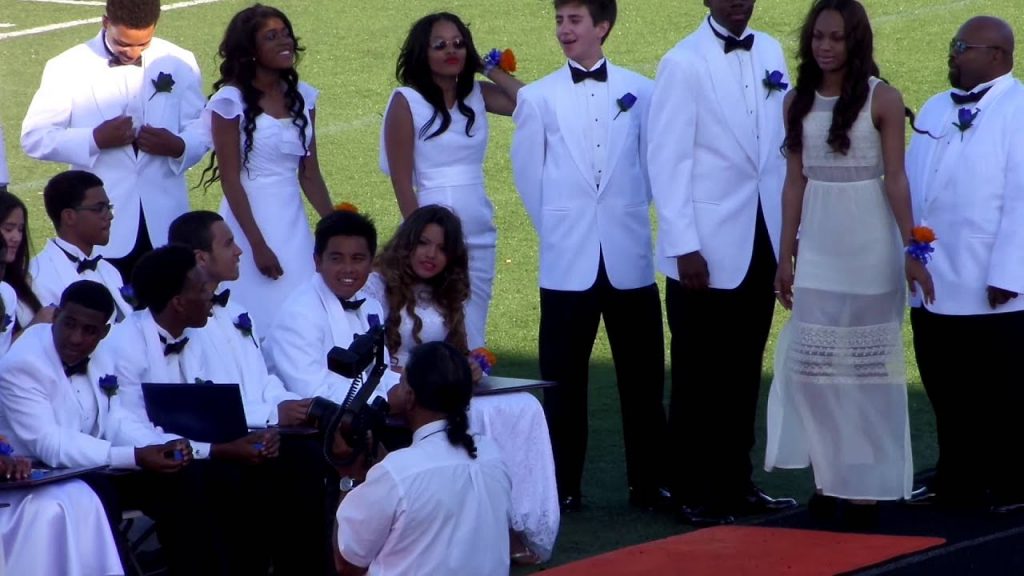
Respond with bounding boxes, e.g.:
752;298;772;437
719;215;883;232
553;0;617;42
396;12;481;140
43;170;104;229
168;210;224;252
60;280;115;320
314;210;377;258
405;341;477;458
0;191;42;315
105;0;161;29
199;4;308;189
131;244;197;314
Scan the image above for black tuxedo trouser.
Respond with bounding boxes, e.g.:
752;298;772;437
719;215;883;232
910;306;1024;503
665;201;776;507
108;208;154;285
539;255;668;499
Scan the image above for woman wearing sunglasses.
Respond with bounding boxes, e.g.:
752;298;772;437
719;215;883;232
380;12;522;351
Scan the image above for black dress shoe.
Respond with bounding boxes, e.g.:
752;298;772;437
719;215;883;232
676;504;735;527
808;493;840;522
629;486;673;511
731;488;799;516
842;503;880;531
559;495;582;512
906;485;938;505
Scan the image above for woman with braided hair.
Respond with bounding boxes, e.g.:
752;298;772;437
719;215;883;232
200;4;333;335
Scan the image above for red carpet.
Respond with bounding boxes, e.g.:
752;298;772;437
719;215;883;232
542;526;946;576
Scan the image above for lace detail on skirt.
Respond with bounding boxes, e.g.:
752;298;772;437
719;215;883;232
787;322;903;385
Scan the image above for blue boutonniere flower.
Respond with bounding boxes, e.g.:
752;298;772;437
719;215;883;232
614;92;637;120
953;107;979;141
119;285;142;311
0;441;14;457
762;70;788;99
0;313;11;334
99;374;118;409
368;313;381;329
149;72;175;101
233;312;258;348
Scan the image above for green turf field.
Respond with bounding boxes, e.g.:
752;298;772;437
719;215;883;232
2;0;1022;570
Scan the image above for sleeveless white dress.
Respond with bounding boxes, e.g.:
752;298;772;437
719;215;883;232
765;78;913;500
380;82;497;350
363;273;560;560
206;82;319;336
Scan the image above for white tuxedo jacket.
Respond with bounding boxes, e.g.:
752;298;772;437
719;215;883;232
648;19;788;288
265;273;398;404
907;74;1024;315
0;282;15;356
194;298;299;428
511;61;656;291
30;239;132;321
95;310;211;455
0;324;135;468
21;32;208;258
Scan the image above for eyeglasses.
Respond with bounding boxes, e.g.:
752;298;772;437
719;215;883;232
949;38;1003;56
74;202;114;215
431;38;467;52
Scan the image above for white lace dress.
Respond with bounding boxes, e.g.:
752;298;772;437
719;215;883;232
363;273;560;560
380;82;497;350
206;82;319;336
765;78;913;500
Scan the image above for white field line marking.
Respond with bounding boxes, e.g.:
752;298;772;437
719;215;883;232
20;1;105;6
0;24;16;28
0;0;223;40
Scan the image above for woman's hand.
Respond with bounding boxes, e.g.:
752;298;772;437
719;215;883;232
468;356;484;384
905;257;935;305
252;241;283;280
774;257;796;310
0;455;31;481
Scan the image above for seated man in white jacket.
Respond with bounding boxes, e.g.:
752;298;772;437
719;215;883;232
266;209;399;406
0;280;216;574
169;211;340;575
30;171;133;321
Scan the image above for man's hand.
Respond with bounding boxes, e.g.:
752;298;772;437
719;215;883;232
277;399;312;427
0;455;32;481
135;439;191;473
93;116;136;150
987;286;1018;310
676;251;710;291
135;125;185;158
212;430;280;464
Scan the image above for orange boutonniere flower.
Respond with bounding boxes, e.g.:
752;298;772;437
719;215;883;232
334;202;359;213
470;347;497;375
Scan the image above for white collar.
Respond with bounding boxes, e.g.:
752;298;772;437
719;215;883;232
147;310;187;344
52;237;96;260
708;15;752;41
412;419;448;444
951;72;1013;98
568;57;607;72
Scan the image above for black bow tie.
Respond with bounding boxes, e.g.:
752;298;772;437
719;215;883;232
161;336;190;356
340;298;365;311
709;18;754;53
56;243;102;273
211;289;230;308
64;358;90;377
570;61;608;84
108;57;142;68
950;87;990;105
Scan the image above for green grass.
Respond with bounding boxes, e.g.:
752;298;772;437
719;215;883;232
1;0;1021;570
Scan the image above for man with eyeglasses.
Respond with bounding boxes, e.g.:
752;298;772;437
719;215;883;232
30;170;134;322
906;16;1024;512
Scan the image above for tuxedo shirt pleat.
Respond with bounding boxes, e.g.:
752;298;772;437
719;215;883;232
569;59;610;189
707;17;758;136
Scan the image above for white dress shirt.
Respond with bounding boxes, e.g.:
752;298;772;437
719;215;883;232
336;419;512;575
708;17;758;133
569;58;611;189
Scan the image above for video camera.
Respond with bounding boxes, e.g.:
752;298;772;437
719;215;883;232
307;324;391;467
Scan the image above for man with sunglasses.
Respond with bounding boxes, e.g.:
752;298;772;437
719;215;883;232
906;16;1024;511
30;170;133;322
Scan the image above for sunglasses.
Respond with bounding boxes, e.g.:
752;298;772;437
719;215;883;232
949;38;1002;56
431;38;467;52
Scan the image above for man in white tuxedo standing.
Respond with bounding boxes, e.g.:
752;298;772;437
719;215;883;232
648;0;797;525
21;0;208;282
907;16;1024;511
511;0;669;512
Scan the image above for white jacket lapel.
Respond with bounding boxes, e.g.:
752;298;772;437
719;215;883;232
602;64;630;191
554;65;599;194
702;25;757;165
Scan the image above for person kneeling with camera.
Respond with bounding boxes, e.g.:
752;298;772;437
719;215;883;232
333;341;513;576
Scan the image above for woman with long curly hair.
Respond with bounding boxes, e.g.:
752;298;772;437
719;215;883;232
381;12;523;350
764;0;934;528
0;192;47;334
200;3;333;334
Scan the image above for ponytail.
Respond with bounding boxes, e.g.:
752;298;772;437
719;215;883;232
445;409;477;459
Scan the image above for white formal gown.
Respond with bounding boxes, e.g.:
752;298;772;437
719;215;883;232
207;82;319;336
765;78;913;500
0;479;123;576
380;82;497;349
362;273;560;560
